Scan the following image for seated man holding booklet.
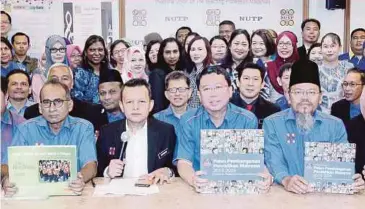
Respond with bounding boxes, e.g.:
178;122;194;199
2;79;97;197
174;66;273;193
263;60;365;194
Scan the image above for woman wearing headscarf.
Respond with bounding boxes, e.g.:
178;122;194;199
66;44;82;70
121;46;148;83
44;35;68;76
266;31;299;102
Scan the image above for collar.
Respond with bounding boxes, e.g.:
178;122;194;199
285;108;323;123
202;103;234;125
1;110;12;125
14;55;31;64
126;120;148;136
36;115;72;129
165;105;188;117
6;99;34;110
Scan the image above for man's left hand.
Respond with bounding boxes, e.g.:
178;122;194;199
69;172;85;195
142;168;173;185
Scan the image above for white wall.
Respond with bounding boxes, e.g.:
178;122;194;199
309;0;345;51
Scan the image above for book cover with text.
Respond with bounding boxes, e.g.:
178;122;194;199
8;145;77;198
200;129;264;194
304;142;356;194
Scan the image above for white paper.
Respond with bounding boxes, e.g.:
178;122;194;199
93;178;159;197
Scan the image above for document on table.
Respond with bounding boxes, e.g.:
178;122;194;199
93;178;159;197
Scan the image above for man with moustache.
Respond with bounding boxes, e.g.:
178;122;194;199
264;60;365;194
218;20;235;42
297;19;321;60
346;85;365;179
175;27;192;46
6;70;34;117
154;71;192;130
331;68;365;125
11;32;38;74
339;28;365;68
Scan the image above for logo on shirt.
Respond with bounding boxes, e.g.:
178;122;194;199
109;147;116;156
286;133;296;144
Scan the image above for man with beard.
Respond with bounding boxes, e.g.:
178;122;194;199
6;70;34;116
11;32;38;74
297;19;321;60
331;68;365;125
88;69;125;132
263;60;365;194
154;71;192;130
346;86;365;179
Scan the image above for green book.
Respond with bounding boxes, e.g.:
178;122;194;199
8;145;77;198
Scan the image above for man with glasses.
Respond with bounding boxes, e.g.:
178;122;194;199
174;66;274;193
264;60;365;194
331;68;365;125
2;79;97;196
154;71;192;130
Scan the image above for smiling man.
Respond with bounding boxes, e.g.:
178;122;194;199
331;68;365;125
297;19;321;60
264;60;365;194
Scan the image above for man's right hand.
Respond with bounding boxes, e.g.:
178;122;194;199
191;171;208;193
282;175;309;194
1;176;18;197
107;159;125;178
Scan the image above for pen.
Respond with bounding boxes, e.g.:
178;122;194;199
91;178;96;187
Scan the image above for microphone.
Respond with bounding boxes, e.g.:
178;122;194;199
119;131;129;160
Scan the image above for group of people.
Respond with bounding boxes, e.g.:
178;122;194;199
1;9;365;197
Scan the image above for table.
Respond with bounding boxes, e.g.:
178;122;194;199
2;178;364;209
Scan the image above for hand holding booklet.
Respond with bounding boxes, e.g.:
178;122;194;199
93;178;159;197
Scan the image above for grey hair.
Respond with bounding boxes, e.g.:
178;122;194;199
46;63;73;80
40;78;71;101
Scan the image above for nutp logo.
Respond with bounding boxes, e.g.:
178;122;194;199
132;9;147;26
206;9;221;26
280;9;295;26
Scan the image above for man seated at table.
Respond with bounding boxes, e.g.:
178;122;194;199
174;65;272;193
96;79;176;184
24;63;93;124
2;79;97;196
264;60;365;194
1;77;25;183
87;69;125;133
346;85;365;180
231;62;280;128
154;71;192;130
331;68;365;125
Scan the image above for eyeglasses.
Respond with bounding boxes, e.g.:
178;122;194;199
200;85;228;93
113;49;126;56
1;21;10;24
49;48;66;53
277;42;292;48
99;89;119;97
166;87;190;93
41;98;69;108
290;89;320;97
341;82;363;88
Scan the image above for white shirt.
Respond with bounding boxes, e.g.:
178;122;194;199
104;121;148;178
123;121;148;178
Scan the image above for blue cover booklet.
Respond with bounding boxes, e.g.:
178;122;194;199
304;142;356;194
200;129;264;194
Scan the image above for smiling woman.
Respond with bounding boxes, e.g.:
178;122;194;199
45;35;68;76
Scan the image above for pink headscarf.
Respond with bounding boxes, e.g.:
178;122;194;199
267;31;299;94
121;46;148;83
66;44;82;67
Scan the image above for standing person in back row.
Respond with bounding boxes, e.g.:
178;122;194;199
219;20;235;42
297;19;321;60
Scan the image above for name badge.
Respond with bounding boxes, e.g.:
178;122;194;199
158;148;169;159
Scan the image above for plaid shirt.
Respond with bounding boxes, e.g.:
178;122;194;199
1;110;25;164
188;67;204;108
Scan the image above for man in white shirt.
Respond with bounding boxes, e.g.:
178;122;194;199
96;79;177;184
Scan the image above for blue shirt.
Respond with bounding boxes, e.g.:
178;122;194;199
339;53;365;70
1;110;25;164
275;96;290;111
6;99;34;117
154;105;191;131
107;111;125;123
263;108;347;184
350;103;361;119
71;67;101;104
1;61;27;77
10;116;97;171
174;103;258;171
